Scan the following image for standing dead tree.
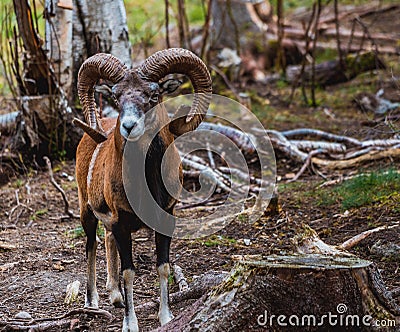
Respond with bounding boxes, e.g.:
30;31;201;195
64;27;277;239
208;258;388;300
1;0;132;164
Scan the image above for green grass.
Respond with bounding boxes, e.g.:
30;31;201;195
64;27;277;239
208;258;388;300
124;0;205;46
280;169;400;212
202;235;237;247
30;208;48;221
68;222;105;239
335;169;400;210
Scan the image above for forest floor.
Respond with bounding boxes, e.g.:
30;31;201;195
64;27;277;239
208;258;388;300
0;77;399;331
1;3;400;331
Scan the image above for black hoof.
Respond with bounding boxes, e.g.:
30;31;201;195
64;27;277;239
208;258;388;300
113;301;125;308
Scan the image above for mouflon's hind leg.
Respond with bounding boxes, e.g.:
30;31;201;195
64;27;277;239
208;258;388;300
155;232;174;326
82;209;99;309
112;221;139;332
105;229;124;308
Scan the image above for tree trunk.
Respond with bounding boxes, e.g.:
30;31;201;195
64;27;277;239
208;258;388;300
73;0;132;82
7;0;132;160
210;0;272;53
158;255;399;331
45;0;74;98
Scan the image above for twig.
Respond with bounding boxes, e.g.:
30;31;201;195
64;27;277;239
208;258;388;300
287;149;323;182
310;0;324;106
334;0;344;70
8;189;33;224
33;307;114;323
43;156;79;219
206;142;215;169
339;223;399;250
181;157;231;192
0;319;72;331
164;0;171;48
0;308;114;331
209;65;241;101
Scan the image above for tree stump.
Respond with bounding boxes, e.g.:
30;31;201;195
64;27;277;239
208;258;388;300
158;255;399;331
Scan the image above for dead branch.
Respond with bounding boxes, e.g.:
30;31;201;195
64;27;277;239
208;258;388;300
32;308;114;323
181;155;232;192
0;319;73;331
135;271;229;313
290;140;346;153
218;166;268;187
43;156;79;219
206;142;216;169
287;149;323;183
8;189;33;224
312;147;400;169
209;64;241;101
198;122;257;154
280;128;362;146
0;308;113;331
339;223;400;250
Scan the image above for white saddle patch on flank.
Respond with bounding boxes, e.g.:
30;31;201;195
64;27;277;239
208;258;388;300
87;141;104;189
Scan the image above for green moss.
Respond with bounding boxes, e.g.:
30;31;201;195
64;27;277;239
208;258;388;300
202;235;237;247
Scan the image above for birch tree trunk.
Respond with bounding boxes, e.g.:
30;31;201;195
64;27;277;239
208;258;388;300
45;0;74;97
73;0;132;81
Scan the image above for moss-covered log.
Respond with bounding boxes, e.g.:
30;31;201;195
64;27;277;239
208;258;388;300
158;255;399;331
286;51;386;87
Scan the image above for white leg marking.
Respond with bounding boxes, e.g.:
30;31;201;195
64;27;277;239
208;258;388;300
122;269;139;332
158;263;174;326
85;241;99;308
105;230;124;307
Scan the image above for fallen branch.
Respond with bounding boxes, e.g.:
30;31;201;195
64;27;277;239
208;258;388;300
0;308;113;331
43;156;79;219
198;122;257;155
279;128;362;146
290;140;346;153
311;147;400;169
0;319;73;331
181;156;232;193
287;149;324;183
8;189;33;224
339;223;400;250
135;271;229;313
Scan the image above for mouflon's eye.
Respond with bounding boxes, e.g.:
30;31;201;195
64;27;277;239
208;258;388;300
149;92;159;103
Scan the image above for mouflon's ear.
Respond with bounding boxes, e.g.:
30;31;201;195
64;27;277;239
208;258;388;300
160;79;183;95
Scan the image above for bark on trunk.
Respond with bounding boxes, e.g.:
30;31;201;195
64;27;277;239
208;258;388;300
73;0;132;80
158;256;399;331
45;0;74;98
210;0;272;52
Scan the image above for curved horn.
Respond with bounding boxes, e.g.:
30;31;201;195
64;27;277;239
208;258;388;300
74;53;129;143
137;48;212;136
